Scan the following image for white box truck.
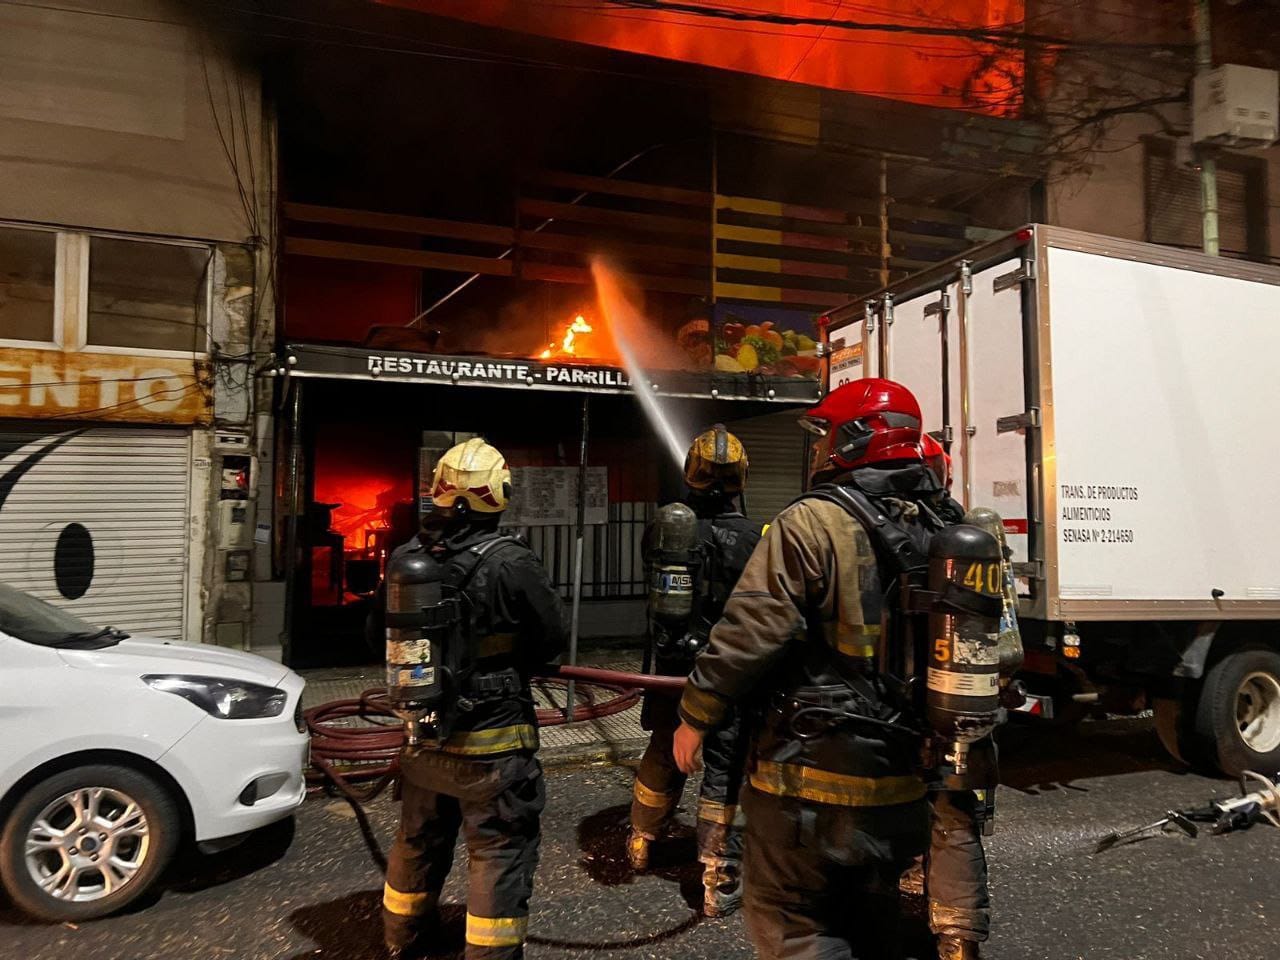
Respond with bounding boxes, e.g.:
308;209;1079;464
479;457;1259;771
820;224;1280;776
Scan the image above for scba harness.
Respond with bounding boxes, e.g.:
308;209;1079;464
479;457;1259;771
651;514;760;662
385;534;529;742
780;483;1004;771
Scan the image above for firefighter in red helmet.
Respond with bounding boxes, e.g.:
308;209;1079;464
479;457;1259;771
672;379;993;960
921;432;965;524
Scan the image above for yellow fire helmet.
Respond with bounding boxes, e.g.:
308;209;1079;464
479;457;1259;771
683;423;748;494
431;438;511;513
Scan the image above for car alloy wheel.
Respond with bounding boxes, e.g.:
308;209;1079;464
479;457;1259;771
24;787;150;903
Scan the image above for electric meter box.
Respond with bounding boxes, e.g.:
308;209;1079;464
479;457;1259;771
1192;64;1278;148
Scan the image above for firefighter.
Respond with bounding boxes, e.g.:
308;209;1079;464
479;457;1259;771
628;424;763;917
921;432;965;523
672;380;991;960
382;438;567;960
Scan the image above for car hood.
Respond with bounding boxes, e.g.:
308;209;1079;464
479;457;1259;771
58;635;291;687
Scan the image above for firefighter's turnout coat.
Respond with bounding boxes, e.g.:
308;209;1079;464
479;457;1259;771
383;521;567;960
678;464;990;955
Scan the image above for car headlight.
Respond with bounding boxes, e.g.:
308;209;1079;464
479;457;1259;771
143;675;288;719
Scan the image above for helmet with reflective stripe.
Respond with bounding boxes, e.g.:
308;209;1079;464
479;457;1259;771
920;432;953;491
799;378;923;483
431;438;511;513
684;423;748;494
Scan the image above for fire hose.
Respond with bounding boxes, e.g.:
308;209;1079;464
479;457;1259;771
305;665;686;802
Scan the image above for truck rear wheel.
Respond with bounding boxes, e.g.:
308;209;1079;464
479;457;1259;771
1178;647;1280;777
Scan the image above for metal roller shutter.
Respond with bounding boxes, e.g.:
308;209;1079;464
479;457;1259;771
727;409;808;526
1144;137;1266;261
0;424;192;639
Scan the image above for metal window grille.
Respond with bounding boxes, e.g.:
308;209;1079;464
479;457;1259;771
504;501;654;599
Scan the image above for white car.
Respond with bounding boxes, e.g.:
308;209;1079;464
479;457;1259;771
0;584;309;921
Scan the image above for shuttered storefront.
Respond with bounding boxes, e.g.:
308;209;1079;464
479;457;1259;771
0;425;192;639
728;409;808;526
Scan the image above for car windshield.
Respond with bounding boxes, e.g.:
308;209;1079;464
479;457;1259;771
0;583;127;647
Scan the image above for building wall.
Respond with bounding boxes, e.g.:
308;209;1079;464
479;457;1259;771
1039;0;1279;260
1049;112;1280;259
0;2;272;650
0;0;260;244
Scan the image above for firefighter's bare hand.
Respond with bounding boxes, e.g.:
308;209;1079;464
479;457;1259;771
674;721;705;774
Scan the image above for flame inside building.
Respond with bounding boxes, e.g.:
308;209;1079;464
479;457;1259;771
537;311;616;362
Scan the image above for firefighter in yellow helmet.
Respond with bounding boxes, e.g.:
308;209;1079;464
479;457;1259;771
628;425;764;917
381;438;567;960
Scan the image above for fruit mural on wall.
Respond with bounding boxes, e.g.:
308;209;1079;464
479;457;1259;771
676;304;820;379
712;319;819;378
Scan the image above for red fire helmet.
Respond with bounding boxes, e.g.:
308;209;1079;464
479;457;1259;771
799;378;924;481
920;432;953;491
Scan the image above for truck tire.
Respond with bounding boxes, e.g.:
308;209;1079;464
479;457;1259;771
1193;647;1280;777
0;764;180;922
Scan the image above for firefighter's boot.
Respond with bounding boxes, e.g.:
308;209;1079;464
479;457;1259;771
627;829;653;872
936;936;982;960
700;858;742;918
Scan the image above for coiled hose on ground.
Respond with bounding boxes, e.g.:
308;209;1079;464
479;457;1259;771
305;665;685;803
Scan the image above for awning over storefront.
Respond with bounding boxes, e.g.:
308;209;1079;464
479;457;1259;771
285;343;821;403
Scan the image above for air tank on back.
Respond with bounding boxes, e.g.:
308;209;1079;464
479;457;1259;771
646;502;699;626
962;506;1025;679
924;524;1004;776
385;552;450;744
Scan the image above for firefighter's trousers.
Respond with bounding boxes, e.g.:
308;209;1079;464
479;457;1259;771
631;687;749;863
740;785;990;960
384;749;545;959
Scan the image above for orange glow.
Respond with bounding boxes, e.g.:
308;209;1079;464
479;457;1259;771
377;0;1025;115
312;452;414;580
539;314;595;359
536;311;620;362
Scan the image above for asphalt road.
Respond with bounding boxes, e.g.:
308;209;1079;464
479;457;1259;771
2;717;1276;960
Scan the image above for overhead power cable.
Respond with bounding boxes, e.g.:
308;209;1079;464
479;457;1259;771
601;0;1195;53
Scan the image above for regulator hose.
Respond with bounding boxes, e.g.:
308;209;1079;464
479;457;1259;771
306;666;686;800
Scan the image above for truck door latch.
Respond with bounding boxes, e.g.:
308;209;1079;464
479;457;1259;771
997;408;1039;433
993;260;1037;292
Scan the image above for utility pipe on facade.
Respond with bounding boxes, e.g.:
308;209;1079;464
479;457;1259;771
1193;0;1220;256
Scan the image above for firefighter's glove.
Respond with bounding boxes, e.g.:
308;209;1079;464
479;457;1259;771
674;720;705;775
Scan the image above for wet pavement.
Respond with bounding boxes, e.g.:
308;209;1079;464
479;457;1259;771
2;716;1276;960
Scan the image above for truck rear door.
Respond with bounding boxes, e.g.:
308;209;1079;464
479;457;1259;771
823;240;1037;593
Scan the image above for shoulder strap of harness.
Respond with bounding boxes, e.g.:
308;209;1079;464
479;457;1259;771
444;535;529;699
796;484;929;578
444;534;527;594
792;484;932;717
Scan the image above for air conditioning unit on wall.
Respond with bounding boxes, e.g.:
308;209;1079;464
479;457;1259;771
1192;64;1279;148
